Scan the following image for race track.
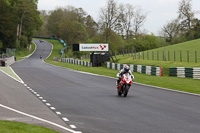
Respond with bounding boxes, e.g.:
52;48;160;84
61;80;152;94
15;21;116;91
11;39;200;133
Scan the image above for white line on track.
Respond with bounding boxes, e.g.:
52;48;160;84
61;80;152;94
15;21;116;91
62;117;69;122
0;104;81;133
70;125;76;129
46;103;51;106
56;112;61;115
50;107;56;110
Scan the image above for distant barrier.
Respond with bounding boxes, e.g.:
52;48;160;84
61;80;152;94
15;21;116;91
53;57;91;67
0;56;15;66
106;62;163;76
169;67;200;79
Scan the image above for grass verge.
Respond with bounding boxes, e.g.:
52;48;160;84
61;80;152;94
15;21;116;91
0;121;59;133
15;42;36;61
0;67;21;82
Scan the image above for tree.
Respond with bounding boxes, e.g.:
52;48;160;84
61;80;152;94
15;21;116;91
119;4;134;39
99;0;119;42
85;15;98;38
193;19;200;39
178;0;195;39
0;0;17;50
12;0;42;43
59;20;88;44
132;6;147;36
162;19;180;44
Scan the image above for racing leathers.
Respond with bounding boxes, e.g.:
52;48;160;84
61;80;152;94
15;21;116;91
116;69;134;87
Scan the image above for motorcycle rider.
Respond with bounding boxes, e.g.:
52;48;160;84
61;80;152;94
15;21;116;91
116;65;134;88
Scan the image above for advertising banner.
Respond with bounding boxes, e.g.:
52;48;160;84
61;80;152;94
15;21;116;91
79;44;109;51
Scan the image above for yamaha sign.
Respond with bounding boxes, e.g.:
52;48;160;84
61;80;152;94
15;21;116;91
73;44;109;51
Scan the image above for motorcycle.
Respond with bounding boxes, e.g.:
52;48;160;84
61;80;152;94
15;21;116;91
117;73;133;97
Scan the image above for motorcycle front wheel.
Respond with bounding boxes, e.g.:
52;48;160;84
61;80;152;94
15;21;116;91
123;85;129;97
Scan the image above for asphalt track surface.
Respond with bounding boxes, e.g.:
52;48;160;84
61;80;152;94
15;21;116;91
11;39;200;133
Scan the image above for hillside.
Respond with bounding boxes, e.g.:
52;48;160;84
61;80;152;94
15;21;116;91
115;39;200;75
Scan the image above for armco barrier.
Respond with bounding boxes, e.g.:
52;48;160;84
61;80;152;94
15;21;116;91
169;67;200;79
60;58;91;67
106;62;163;76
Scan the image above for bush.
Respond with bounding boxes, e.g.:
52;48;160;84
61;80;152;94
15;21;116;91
20;36;28;48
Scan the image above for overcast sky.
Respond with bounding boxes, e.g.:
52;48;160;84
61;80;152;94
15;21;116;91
38;0;200;35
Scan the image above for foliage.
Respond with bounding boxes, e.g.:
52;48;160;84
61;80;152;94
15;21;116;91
162;0;200;45
19;35;28;48
0;0;17;50
0;0;42;52
134;34;159;52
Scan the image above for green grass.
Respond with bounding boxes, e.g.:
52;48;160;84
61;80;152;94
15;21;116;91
130;38;200;63
15;42;36;61
0;121;59;133
42;38;200;94
0;67;21;82
113;55;200;75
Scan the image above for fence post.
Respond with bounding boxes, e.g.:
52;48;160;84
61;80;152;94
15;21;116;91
195;51;197;63
157;51;159;61
143;51;144;60
180;51;182;62
187;50;189;62
147;51;149;60
163;51;164;61
174;51;176;62
135;52;136;59
139;52;140;59
152;51;154;60
168;51;170;61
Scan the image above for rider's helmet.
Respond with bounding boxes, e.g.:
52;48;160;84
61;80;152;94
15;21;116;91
124;65;130;72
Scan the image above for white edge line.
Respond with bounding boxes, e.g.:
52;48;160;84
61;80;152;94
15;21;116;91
56;112;61;115
0;69;24;84
62;117;69;122
45;40;54;59
10;66;24;84
44;62;200;97
70;125;76;129
0;104;80;133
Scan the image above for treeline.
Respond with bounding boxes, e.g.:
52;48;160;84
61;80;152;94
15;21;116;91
36;0;161;56
37;0;199;57
0;0;42;53
161;0;200;45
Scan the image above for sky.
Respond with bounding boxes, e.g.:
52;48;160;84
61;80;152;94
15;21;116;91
38;0;200;35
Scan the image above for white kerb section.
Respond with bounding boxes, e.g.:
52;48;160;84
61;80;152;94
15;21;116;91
107;62;110;69
193;68;200;79
130;65;134;72
117;64;120;70
137;65;142;73
156;67;160;76
112;63;115;70
177;67;185;78
146;66;152;75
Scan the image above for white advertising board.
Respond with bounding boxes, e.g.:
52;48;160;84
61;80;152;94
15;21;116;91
79;44;109;51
